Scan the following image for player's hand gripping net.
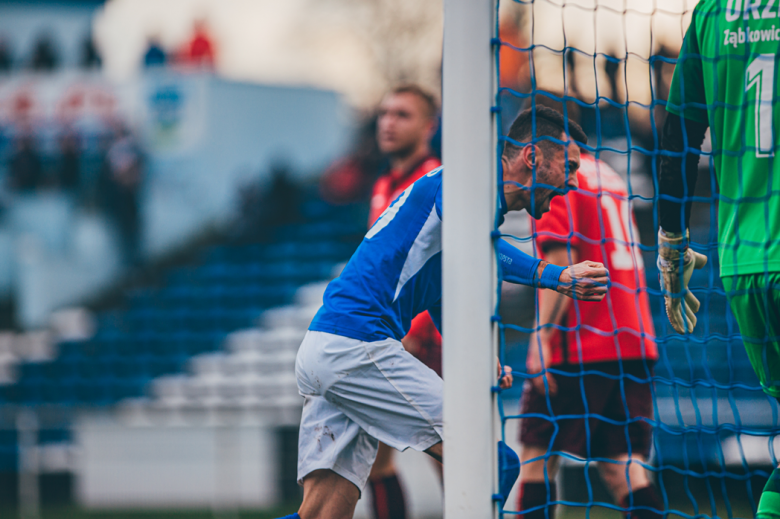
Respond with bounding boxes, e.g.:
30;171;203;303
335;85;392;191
554;261;609;302
497;358;514;390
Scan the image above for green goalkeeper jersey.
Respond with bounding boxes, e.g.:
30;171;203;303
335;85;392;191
667;0;780;277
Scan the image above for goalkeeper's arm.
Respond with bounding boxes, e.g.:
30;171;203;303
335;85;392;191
658;113;709;333
658;113;708;234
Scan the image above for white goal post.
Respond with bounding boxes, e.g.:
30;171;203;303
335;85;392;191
442;0;500;517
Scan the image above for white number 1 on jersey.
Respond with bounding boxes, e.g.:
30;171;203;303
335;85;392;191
746;54;775;157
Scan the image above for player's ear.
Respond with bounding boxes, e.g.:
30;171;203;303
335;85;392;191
522;144;539;170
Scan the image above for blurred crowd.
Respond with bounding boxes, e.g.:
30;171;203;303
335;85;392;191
0;32;100;73
0;18;220;270
0;19;217;75
0;120;145;265
143;20;216;70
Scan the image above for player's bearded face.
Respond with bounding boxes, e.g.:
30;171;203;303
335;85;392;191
529;143;580;219
529;160;557;219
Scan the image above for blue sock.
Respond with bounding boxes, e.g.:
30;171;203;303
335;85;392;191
276;514;301;519
498;441;520;504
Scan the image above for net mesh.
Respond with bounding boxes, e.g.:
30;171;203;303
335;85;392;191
494;1;780;518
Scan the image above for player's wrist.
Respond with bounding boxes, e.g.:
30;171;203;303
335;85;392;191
535;260;547;283
535;261;566;291
658;227;689;263
658;227;684;240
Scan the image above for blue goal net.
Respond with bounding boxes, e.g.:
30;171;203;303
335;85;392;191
494;1;780;518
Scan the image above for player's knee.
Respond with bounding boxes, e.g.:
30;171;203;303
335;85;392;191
597;456;649;499
597;460;623;486
520;447;559;483
520;459;552;482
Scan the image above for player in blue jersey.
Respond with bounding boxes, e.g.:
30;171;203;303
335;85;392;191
280;107;610;519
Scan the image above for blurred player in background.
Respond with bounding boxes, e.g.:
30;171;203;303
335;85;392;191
659;2;780;517
519;153;662;519
367;84;441;519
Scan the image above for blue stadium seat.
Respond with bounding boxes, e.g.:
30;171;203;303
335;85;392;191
0;191;363;481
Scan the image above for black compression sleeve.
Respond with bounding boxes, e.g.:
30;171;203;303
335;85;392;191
658;113;708;233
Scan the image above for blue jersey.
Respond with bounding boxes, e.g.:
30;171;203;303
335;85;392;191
310;167;444;342
309;167;554;343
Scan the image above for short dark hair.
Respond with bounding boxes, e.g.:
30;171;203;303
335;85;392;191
389;84;439;119
503;105;587;160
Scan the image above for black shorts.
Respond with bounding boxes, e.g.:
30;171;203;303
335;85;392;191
519;360;655;459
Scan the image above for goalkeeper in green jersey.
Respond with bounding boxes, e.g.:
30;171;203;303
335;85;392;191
659;1;780;517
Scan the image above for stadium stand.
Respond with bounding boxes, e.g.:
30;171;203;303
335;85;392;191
7;198;361;404
0;190;365;502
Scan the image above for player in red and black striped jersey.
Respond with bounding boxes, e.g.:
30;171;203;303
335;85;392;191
518;154;663;519
367;85;441;519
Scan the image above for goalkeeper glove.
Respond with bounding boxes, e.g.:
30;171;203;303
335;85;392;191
657;229;708;334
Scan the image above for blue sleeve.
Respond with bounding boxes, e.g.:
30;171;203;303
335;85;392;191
498;239;565;290
497;239;540;285
435;182;442;219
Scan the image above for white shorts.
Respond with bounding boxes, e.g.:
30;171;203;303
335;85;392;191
295;330;443;492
